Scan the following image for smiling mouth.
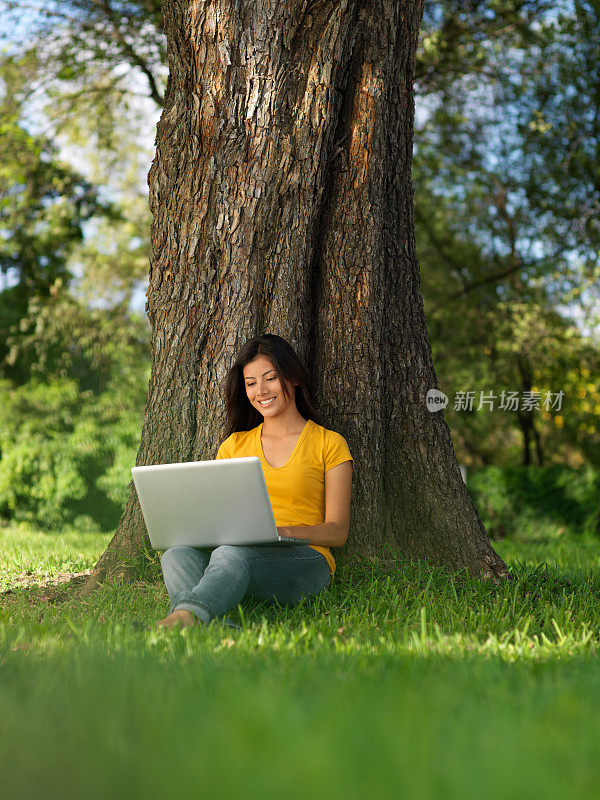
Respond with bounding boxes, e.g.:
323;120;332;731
258;397;276;406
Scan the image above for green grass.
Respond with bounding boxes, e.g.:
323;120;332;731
2;522;600;800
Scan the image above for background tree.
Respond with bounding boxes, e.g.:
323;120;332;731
0;54;112;381
79;0;510;595
0;0;166;121
0;51;152;530
413;0;600;468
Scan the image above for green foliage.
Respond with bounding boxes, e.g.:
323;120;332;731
468;466;600;540
0;369;147;530
429;285;600;467
0;287;150;530
0;51;118;382
416;0;548;96
4;281;149;388
0;0;166;153
414;1;600;468
0;41;153;530
0;52;109;278
0;1;165;101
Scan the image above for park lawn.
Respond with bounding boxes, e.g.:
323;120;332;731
1;523;600;800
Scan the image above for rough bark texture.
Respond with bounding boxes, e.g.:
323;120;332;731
80;0;508;596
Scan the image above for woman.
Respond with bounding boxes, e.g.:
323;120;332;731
156;333;353;630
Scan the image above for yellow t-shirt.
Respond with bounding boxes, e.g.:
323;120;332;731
215;419;353;578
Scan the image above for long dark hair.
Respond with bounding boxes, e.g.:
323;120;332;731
222;334;320;437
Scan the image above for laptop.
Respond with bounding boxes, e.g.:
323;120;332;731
131;456;311;550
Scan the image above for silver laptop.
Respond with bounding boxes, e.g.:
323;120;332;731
131;456;310;550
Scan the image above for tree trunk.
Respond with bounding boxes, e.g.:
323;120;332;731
533;421;544;466
518;412;532;466
80;0;507;596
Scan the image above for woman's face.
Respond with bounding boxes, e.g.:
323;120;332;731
242;354;296;419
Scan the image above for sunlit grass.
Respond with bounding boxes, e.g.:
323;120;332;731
1;523;600;799
0;521;112;591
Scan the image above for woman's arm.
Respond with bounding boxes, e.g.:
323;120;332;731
278;460;353;548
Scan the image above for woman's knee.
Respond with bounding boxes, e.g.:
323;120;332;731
160;545;196;566
209;544;254;568
248;553;331;606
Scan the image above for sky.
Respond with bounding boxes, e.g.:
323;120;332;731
0;1;75;53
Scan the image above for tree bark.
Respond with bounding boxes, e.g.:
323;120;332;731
79;0;507;596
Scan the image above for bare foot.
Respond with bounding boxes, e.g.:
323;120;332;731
155;609;199;629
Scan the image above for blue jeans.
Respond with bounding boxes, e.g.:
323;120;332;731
160;544;332;629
